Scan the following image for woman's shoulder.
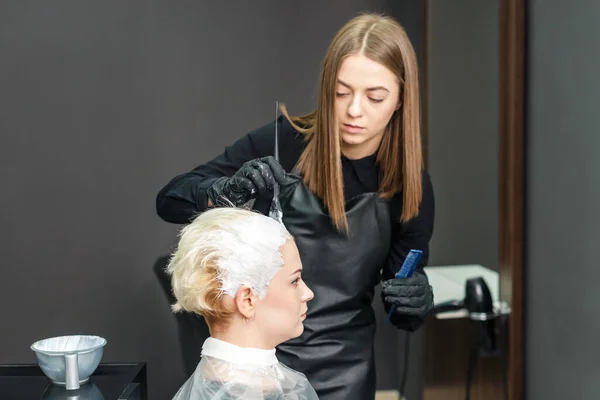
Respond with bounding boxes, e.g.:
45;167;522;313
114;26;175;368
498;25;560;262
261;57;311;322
388;169;434;221
246;115;306;170
247;114;305;143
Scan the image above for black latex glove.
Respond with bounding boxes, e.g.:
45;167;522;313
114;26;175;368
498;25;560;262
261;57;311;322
207;156;287;207
381;271;434;323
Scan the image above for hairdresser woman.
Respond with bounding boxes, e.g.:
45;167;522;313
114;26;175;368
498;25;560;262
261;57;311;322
156;13;434;400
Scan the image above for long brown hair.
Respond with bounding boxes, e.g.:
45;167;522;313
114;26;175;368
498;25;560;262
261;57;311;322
281;13;423;233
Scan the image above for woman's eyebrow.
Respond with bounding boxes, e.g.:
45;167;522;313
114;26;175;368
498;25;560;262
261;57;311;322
337;79;389;92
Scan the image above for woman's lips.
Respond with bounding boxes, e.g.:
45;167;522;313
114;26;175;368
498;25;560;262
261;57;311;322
342;123;365;133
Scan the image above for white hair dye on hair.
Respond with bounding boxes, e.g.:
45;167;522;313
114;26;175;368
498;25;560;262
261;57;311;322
213;212;290;298
169;207;292;301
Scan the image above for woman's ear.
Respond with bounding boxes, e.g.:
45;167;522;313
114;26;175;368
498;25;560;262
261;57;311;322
234;285;257;319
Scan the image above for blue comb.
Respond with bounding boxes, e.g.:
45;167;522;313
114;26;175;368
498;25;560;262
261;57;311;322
386;249;423;322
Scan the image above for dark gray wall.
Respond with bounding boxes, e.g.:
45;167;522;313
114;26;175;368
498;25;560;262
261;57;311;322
0;1;424;398
526;1;600;398
385;2;425;399
427;0;500;271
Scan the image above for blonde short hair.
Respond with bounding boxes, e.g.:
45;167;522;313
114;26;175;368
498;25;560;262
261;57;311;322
166;207;292;331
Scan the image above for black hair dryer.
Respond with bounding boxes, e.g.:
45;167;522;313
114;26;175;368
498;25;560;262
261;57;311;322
433;276;497;354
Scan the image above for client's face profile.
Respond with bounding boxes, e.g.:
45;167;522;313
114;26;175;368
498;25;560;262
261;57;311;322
254;239;314;345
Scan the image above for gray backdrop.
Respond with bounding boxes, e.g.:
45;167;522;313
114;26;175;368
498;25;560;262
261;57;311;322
0;1;425;399
526;0;600;398
427;0;500;272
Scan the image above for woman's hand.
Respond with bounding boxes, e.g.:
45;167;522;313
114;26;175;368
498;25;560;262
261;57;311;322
381;271;434;328
207;156;287;207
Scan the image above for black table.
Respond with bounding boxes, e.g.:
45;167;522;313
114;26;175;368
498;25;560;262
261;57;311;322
0;362;147;400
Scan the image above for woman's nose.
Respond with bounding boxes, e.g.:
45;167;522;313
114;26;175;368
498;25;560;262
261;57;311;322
347;95;363;118
302;281;315;301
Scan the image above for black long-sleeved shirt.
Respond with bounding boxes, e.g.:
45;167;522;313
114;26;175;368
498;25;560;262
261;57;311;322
156;116;435;283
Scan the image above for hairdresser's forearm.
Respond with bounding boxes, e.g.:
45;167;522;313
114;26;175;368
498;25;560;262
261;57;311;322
156;121;289;224
156;175;220;224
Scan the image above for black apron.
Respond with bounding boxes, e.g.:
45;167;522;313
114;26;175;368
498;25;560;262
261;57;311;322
273;174;393;400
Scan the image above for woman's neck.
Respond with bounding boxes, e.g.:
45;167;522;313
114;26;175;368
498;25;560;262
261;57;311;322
211;320;275;350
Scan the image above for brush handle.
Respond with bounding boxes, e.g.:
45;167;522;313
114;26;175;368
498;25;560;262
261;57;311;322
386;249;423;322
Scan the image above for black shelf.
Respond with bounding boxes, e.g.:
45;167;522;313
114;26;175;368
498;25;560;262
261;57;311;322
0;362;147;400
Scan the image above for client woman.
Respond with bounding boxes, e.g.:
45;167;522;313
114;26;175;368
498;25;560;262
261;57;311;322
167;207;317;399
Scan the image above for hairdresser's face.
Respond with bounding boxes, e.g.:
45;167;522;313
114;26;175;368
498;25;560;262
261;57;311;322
335;53;401;159
255;239;314;347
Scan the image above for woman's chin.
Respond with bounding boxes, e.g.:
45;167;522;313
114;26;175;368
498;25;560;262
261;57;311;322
293;323;305;338
341;133;366;146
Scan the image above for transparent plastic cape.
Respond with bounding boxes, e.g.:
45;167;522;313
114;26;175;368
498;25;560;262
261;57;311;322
173;354;319;400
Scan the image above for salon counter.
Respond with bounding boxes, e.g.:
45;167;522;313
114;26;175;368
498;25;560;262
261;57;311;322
0;362;147;400
423;265;508;400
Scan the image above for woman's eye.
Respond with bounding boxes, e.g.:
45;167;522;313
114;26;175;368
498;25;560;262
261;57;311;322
369;98;384;103
336;92;348;97
292;277;301;285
